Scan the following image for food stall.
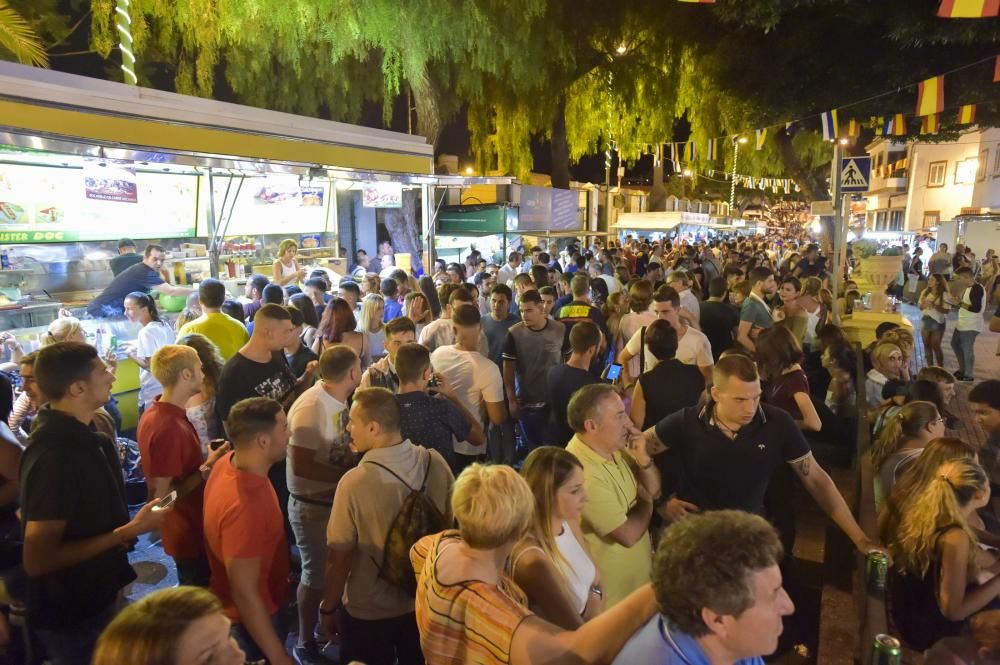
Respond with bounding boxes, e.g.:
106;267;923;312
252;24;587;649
434;204;518;266
0;60;438;430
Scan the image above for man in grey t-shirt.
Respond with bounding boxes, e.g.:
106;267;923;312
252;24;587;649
502;290;566;455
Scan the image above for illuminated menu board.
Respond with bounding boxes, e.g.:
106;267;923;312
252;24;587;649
199;174;331;236
0;162;198;243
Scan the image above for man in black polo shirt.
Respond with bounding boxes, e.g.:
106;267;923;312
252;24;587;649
792;243;827;280
108;238;143;276
21;342;168;665
640;354;876;555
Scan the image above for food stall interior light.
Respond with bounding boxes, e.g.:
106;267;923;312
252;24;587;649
810;220;822;233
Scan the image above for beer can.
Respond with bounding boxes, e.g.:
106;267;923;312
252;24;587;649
871;634;901;665
110;335;118;353
866;549;889;595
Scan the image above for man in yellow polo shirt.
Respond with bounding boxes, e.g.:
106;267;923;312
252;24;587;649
565;383;659;607
177;279;249;360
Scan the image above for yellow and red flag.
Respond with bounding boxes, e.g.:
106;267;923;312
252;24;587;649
995;55;1000;82
916;76;945;116
920;114;940;134
847;118;861;138
936;0;999;17
893;113;907;136
957;104;977;124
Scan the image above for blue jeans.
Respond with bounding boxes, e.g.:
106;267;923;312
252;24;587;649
517;404;551;454
230;611;287;663
951;330;979;378
35;601;121;665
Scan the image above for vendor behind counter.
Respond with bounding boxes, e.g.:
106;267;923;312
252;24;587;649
87;244;193;318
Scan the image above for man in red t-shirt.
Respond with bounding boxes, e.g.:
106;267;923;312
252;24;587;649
139;344;229;586
204;397;293;665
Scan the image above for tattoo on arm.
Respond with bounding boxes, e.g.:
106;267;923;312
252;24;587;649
793;456;811;477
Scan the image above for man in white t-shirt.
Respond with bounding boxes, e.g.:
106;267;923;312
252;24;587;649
286;345;360;665
668;270;700;325
430;304;507;474
618;286;713;388
496;251;522;287
418;285;490;355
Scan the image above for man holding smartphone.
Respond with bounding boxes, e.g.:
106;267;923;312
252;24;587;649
139;345;230;586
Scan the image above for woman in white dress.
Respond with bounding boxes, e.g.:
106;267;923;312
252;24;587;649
511;446;604;629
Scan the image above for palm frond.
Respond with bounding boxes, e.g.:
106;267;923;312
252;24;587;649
0;0;48;67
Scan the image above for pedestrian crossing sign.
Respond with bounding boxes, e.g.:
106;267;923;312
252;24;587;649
840;156;871;192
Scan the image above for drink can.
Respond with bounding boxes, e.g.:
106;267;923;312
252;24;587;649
871;634;901;665
866;550;889;595
110;335;118;353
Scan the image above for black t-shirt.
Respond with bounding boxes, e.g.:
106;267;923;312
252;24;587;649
109;252;143;276
699;300;740;361
795;257;827;278
284;342;318;379
482;314;520;366
653;402;811;513
20;407;136;628
397;391;468;467
87;262;164;317
547;364;598;446
216;351;297;421
637;359;704;429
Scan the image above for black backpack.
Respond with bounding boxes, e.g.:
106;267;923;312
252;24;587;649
365;452;448;593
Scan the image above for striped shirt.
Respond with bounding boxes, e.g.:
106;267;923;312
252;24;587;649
411;531;532;664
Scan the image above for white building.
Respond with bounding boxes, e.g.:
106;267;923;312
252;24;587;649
864;128;1000;233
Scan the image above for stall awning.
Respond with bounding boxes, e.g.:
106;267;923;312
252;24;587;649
437;205;514;236
612;211;711;231
0;61;433;175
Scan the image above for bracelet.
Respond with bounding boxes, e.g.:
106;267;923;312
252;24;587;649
638;459;653;470
589;586;603;599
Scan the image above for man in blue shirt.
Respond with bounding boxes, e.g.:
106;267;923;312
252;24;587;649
613;510;794;664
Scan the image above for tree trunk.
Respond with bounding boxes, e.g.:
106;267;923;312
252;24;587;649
648;144;667;211
774;130;835;248
382;190;422;273
550;94;571;190
411;69;442;148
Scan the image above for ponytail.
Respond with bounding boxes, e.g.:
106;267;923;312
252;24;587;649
125;291;161;323
892;458;985;577
870;401;939;471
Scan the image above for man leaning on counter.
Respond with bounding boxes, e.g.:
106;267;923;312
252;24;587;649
87;243;194;319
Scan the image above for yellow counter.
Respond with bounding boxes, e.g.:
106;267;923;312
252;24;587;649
840;312;914;348
111;357;141;432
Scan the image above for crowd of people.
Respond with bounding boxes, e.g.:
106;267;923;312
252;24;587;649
0;231;997;665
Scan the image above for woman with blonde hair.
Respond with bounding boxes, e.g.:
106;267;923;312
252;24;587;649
93;586;245;665
512;447;603;629
879;437;980;547
601;291;628;355
870;400;946;506
411;463;656;665
883;328;914;380
799;276;826;351
176;332;225;456
41;316;85;346
357;292;386;370
886;459;1000;651
404;291;433;339
272;238;306;286
920;273;951;367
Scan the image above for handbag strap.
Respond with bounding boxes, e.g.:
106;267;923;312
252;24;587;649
639;326;646;375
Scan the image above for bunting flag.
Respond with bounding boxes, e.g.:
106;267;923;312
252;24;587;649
936;0;999;17
785;121;794;133
916;75;945;116
957;104;977;124
821;110;839;141
847;118;861;138
920;113;940;134
784;179;791;194
684;141;696;161
707;138;718;161
670;143;680;171
755;128;767;150
893;113;907;136
995;55;1000;82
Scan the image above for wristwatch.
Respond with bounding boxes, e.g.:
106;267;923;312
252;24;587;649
590;585;603;599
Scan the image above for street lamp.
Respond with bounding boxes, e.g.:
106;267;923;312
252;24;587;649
737;136;748;145
616;43;628;55
465;166;474;175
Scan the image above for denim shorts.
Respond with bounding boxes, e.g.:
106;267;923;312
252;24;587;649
921;316;946;334
288;495;332;589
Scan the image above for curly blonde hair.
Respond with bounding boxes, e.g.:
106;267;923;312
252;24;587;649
891;458;985;578
869;401;940;472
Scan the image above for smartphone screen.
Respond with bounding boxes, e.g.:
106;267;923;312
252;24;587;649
152;490;178;512
605;363;623;382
